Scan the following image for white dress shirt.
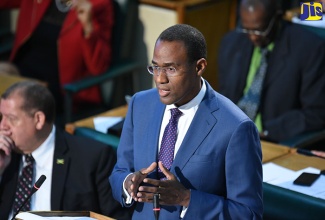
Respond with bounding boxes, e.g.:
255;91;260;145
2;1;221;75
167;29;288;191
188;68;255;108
158;79;206;157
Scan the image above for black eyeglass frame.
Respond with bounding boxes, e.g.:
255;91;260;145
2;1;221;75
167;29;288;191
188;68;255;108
236;15;277;37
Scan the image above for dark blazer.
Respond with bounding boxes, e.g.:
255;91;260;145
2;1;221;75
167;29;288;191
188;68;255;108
110;81;263;219
218;21;325;142
0;129;132;220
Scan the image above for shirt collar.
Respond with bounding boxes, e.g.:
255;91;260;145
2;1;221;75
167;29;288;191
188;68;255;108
31;125;56;168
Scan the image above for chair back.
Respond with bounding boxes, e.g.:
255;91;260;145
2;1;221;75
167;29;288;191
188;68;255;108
74;127;120;152
111;0;138;63
100;0;138;107
298;24;325;39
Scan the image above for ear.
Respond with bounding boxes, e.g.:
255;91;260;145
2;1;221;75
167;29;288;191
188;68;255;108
34;111;46;130
196;58;207;76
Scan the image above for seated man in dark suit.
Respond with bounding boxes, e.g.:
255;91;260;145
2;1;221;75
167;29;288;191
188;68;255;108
0;81;132;219
218;0;325;143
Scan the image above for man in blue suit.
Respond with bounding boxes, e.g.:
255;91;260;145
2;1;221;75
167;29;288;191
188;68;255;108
110;24;263;219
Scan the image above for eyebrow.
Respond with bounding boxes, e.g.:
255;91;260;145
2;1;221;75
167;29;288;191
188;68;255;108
151;60;178;66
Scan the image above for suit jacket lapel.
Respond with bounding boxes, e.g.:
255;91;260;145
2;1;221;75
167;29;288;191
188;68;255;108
146;100;166;166
172;83;219;172
265;22;289;88
233;38;254;102
51;129;70;210
0;153;21;219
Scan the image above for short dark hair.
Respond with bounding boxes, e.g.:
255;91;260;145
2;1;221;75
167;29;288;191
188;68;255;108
1;81;56;123
157;24;207;63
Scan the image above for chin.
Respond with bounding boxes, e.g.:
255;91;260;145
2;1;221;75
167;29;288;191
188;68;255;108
159;97;174;105
13;147;23;154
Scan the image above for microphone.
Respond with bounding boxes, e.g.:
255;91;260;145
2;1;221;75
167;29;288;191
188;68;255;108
153;193;160;220
11;175;46;220
31;175;46;194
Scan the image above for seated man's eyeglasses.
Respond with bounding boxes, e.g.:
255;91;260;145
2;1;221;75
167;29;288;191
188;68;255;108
147;65;181;77
236;16;276;37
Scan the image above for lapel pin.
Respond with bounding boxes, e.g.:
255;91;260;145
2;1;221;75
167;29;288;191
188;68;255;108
56;159;64;165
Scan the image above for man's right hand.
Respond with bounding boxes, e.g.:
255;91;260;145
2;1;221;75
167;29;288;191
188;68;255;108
0;131;14;175
124;162;157;202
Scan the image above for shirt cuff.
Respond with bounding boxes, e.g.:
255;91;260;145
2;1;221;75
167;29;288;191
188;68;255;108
123;173;133;204
180;206;188;218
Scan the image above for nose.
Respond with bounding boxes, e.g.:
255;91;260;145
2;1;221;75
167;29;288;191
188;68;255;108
249;34;258;43
248;34;262;46
155;70;168;84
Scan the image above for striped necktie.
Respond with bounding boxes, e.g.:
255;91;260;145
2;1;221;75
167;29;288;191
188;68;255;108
237;48;269;120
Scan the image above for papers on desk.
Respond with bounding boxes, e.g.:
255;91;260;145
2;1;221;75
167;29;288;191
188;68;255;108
16;212;96;220
263;163;325;200
93;117;124;133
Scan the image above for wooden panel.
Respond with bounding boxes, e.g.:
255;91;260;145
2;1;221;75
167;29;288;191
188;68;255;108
184;0;232;91
0;75;46;95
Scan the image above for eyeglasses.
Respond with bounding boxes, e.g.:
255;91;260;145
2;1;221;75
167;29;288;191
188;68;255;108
236;16;276;37
147;65;181;77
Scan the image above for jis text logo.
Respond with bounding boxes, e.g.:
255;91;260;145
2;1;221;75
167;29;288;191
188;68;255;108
300;2;323;21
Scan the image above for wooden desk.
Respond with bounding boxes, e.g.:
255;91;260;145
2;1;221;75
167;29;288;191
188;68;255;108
261;140;325;170
65;105;128;134
270;151;325;171
261;141;291;163
0;74;45;95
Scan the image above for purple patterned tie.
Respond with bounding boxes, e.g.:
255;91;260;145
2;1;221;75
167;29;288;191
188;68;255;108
13;154;34;212
158;108;182;179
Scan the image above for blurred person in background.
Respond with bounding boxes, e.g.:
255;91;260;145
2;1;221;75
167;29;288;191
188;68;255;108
218;0;325;143
0;0;114;120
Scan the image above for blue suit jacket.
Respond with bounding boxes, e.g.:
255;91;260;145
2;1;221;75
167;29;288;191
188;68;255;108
110;81;263;219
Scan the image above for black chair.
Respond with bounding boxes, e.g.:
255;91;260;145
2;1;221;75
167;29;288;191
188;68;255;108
279;24;325;150
280;130;325;149
63;0;141;123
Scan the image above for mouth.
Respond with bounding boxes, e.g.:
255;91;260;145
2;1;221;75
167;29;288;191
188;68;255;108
158;88;170;97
